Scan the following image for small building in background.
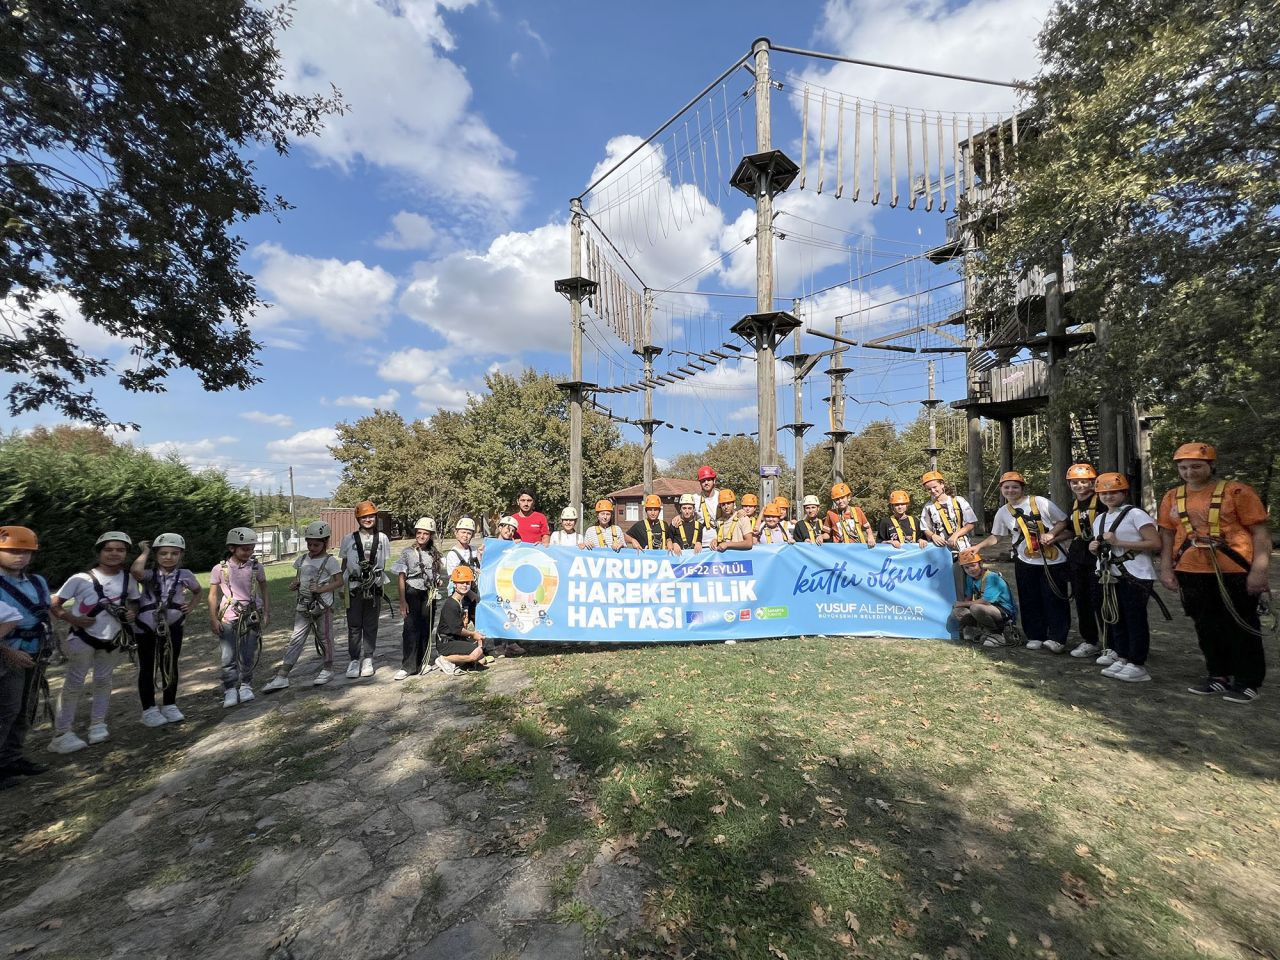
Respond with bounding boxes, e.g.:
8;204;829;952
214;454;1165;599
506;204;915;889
320;508;399;545
604;478;701;524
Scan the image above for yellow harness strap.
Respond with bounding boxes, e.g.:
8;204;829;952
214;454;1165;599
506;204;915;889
1176;481;1226;538
933;498;958;537
837;508;866;544
890;516;918;543
1014;497;1059;561
643;520;666;550
1071;494;1099;538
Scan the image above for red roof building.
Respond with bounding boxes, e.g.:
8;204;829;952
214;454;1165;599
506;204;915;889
604;478;701;524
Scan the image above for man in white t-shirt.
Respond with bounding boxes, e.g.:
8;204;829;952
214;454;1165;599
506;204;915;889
692;466;721;538
974;471;1071;652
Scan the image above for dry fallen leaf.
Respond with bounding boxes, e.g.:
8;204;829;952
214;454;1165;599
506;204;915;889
844;910;861;932
811;904;829;927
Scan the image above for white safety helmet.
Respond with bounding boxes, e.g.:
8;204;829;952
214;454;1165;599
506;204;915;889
152;533;186;550
95;531;132;548
414;517;436;533
801;495;821;508
455;517;477;533
497;515;518;529
226;526;257;546
678;493;697;506
304;521;332;540
560;508;578;521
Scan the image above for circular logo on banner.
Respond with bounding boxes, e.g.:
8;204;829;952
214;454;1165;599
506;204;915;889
492;547;559;634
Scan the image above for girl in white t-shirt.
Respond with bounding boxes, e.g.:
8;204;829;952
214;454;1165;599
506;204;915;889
974;471;1072;652
549;508;584;547
49;532;140;753
1089;472;1162;683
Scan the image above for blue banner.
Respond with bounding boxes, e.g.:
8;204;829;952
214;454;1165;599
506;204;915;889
476;539;958;643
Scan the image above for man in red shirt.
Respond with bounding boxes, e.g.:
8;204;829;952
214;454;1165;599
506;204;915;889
512;490;550;545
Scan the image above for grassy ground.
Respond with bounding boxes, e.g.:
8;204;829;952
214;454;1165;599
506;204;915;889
490;564;1280;960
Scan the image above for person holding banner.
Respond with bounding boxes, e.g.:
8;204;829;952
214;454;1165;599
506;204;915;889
549;508;583;547
669;494;705;553
583;500;626;551
755;504;793;544
878;491;927;548
975;472;1071;653
626;495;678;553
952;549;1018;647
495;516;519;542
740;493;763;538
713;490;754;552
773;496;794;537
920;471;977;554
825;483;875;545
792;496;829;544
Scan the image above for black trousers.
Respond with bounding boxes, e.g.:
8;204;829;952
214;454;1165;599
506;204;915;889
1013;559;1071;646
401;588;435;673
136;622;184;709
1067;541;1101;645
1103;577;1152;665
346;595;380;661
1177;571;1265;688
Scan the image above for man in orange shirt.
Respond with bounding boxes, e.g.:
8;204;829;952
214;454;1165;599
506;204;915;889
1158;442;1271;703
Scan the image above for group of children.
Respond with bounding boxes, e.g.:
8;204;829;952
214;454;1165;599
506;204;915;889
950;444;1271;704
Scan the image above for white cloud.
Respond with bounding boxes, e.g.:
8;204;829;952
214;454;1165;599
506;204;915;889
240;411;294;428
376;212;441;252
145;436;238;461
334;389;401;409
276;0;525;221
1;290;139;355
253;243;396;341
376;348;471;411
266;427;340;466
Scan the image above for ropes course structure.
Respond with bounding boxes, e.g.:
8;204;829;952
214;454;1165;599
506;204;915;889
556;37;1052;521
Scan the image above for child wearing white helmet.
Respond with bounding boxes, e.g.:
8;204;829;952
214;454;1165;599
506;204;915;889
264;521;344;693
209;526;269;708
130;534;201;726
548;508;583;547
669;494;705;554
390;518;441;680
792;495;828;543
49;531;140;752
338;501;390;680
495;516;519;541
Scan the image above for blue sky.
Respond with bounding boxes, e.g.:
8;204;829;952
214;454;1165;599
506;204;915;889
6;0;1050;496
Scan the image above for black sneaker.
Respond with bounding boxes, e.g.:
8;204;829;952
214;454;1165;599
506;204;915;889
5;757;48;776
1187;677;1230;696
1223;685;1260;704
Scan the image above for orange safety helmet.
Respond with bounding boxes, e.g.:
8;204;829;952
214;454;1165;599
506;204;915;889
1173;442;1216;462
958;548;983;565
0;526;39;551
1066;463;1097;480
774;496;790;509
762;504;783;518
831;482;852;499
888;490;911;506
697;465;717;481
741;493;759;507
642;494;662;509
718;489;737;504
354;500;378;518
1094;472;1130;493
450;565;475;584
920;470;945;486
999;471;1026;485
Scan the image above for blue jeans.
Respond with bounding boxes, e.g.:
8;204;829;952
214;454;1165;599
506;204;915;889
219;621;259;689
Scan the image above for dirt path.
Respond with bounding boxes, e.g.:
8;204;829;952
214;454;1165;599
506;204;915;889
0;614;629;960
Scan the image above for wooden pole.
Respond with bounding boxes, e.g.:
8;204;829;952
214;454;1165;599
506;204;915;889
753;38;778;505
927;359;938;470
568;200;585;520
792;325;804;502
642;290;655;495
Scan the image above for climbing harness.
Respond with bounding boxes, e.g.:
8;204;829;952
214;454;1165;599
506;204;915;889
594;525;623;549
350;533;397;619
73;569;137;654
141;567;187;694
0;575;54;726
832;508;868;544
220;558;264;671
1070;494;1101;539
297;555;340;659
672;519;703;550
889;515;919;544
1012;497;1068;601
640;519;667;550
797;518;824;543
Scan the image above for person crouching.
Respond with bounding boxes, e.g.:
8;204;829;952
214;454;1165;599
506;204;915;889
432;567;486;676
952;549;1018;647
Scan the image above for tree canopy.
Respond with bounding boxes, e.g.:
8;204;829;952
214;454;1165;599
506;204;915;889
0;1;341;426
974;0;1278;495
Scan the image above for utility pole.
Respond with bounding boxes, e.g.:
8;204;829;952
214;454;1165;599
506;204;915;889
288;466;298;544
826;312;852;483
636;289;663;494
923;359;943;470
554;200;598;522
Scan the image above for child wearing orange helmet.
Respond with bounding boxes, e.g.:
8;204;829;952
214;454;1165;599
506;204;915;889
952;549;1018;647
712;490;754;552
583;500;625;551
878;490;927;549
430;566;487;676
626;495;678;554
0;526;52;779
825;482;875;546
1157;443;1271;703
1057;464;1106;659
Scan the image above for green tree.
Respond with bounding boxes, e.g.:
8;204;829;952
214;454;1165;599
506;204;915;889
1;1;342;427
973;0;1279;484
667;436;790;503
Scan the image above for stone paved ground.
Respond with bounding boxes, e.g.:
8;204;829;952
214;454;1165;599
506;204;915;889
0;612;641;960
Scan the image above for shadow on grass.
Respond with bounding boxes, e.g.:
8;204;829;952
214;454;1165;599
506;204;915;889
542;678;1275;960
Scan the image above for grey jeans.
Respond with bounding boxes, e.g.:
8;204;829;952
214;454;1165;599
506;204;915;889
219;621;259;689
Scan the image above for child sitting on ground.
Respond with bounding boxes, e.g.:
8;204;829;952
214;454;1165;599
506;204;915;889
952;549;1018;647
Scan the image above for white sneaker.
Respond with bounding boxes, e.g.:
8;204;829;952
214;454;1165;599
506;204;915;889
345;660;360;679
263;675;290;693
724;640;737;645
1070;642;1101;658
48;731;88;754
87;723;109;745
237;684;255;703
1115;663;1151;683
360;658;374;678
140;707;169;728
437;659;461;676
1096;651;1118;666
222;688;239;709
1025;640;1043;650
313;669;333;686
1101;659;1129;678
393;669;410;681
1043;640;1065;654
159;704;185;723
